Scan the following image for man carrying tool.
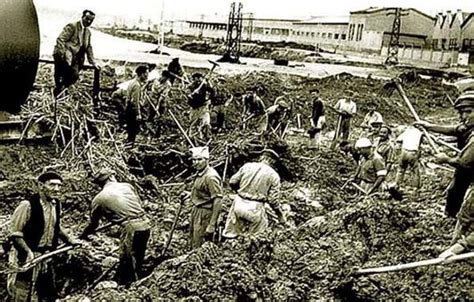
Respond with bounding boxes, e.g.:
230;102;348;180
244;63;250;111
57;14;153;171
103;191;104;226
167;57;186;85
334;97;357;142
242;88;267;134
361;104;383;133
79;168;151;286
394;126;423;192
308;88;326;147
352;138;388;195
7;170;79;301
375;125;394;168
147;69;172;137
436;95;474;259
187;73;216;142
415;90;474;217
266;99;291;136
223;149;288;238
53;10;100;97
188;147;223;249
125;65;149;145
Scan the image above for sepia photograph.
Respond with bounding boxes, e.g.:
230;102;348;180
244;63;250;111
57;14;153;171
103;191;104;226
0;0;473;300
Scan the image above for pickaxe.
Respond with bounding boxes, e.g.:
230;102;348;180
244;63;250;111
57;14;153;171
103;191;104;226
190;60;220;96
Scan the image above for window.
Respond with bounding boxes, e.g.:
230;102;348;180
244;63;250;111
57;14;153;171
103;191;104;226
356;24;364;41
432;39;438;49
335;33;339;40
348;24;355;40
316;32;321;37
449;38;458;49
322;33;327;38
341;34;346;40
311;32;315;37
441;39;447;49
328;33;333;39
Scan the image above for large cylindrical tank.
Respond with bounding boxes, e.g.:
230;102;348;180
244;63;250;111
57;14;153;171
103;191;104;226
0;0;40;114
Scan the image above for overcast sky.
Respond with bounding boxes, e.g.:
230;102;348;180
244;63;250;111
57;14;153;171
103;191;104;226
34;0;474;20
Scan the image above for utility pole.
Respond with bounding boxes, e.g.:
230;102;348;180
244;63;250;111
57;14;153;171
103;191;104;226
158;0;165;55
219;2;243;63
385;7;409;65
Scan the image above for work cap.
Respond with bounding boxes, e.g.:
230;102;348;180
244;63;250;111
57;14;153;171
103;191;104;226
262;148;280;159
38;170;63;183
355;138;372;148
453;78;474;93
277;100;289;108
93;168;116;185
454;91;474;110
191;146;209;159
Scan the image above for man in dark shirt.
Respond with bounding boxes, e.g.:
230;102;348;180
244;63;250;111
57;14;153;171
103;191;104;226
187;73;215;141
415;90;474;217
242;88;267;134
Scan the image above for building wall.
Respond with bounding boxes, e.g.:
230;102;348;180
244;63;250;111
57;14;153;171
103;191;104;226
347;9;434;52
242;19;295;42
462;17;474;51
290;23;348;49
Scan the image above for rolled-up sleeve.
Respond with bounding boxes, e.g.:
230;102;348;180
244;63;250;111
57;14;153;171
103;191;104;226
9;200;31;238
374;157;387;177
206;175;223;200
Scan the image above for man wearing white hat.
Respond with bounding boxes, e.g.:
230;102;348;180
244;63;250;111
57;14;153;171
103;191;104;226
353;138;387;195
189;146;223;249
223;149;288;238
415;88;474;217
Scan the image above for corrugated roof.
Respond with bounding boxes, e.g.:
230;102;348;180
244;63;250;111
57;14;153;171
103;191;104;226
293;15;349;25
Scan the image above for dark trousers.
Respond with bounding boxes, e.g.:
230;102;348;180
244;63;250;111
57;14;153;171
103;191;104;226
53;54;80;96
12;261;57;302
125;103;139;143
446;169;472;217
339;116;351;141
117;229;150;286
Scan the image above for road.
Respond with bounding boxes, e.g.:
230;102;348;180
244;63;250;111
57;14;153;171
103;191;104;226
39;19;395;80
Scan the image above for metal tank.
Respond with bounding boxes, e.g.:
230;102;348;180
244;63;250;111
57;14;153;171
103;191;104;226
0;0;40;114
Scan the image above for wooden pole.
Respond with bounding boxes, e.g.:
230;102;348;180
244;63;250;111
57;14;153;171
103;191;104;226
355;251;474;276
394;81;438;152
168;109;195;147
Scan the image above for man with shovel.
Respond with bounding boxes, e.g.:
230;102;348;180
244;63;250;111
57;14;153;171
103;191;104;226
223;149;288;238
415;90;474;217
352;138;388;195
7;170;80;301
242;88;267;134
334;97;357;142
436;94;474;259
79;168;151;286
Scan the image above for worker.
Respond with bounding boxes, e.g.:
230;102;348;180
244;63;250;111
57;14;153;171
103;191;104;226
187;73;216;142
266;99;290;136
7;170;79;301
53;10;100;97
334;97;357;142
188;147;223;249
308;88;326;147
147;70;172;136
79;168;151;286
415;91;474;217
394;126;423;191
167;57;186;85
361;104;383;133
125;65;149;145
242;88;267;134
436;94;474;259
223;149;288;238
353;138;387;195
375;125;395;168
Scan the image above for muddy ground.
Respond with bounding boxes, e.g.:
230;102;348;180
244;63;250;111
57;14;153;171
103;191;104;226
0;62;472;300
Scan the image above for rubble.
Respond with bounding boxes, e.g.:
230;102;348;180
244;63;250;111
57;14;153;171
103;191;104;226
0;62;471;300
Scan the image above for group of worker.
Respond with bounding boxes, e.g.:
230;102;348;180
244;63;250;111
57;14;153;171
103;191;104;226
6;9;472;301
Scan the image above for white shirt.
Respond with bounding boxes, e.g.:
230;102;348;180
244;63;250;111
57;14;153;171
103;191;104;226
335;99;357;115
397;127;423;151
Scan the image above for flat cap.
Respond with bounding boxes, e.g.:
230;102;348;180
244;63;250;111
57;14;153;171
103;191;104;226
38;170;63;183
